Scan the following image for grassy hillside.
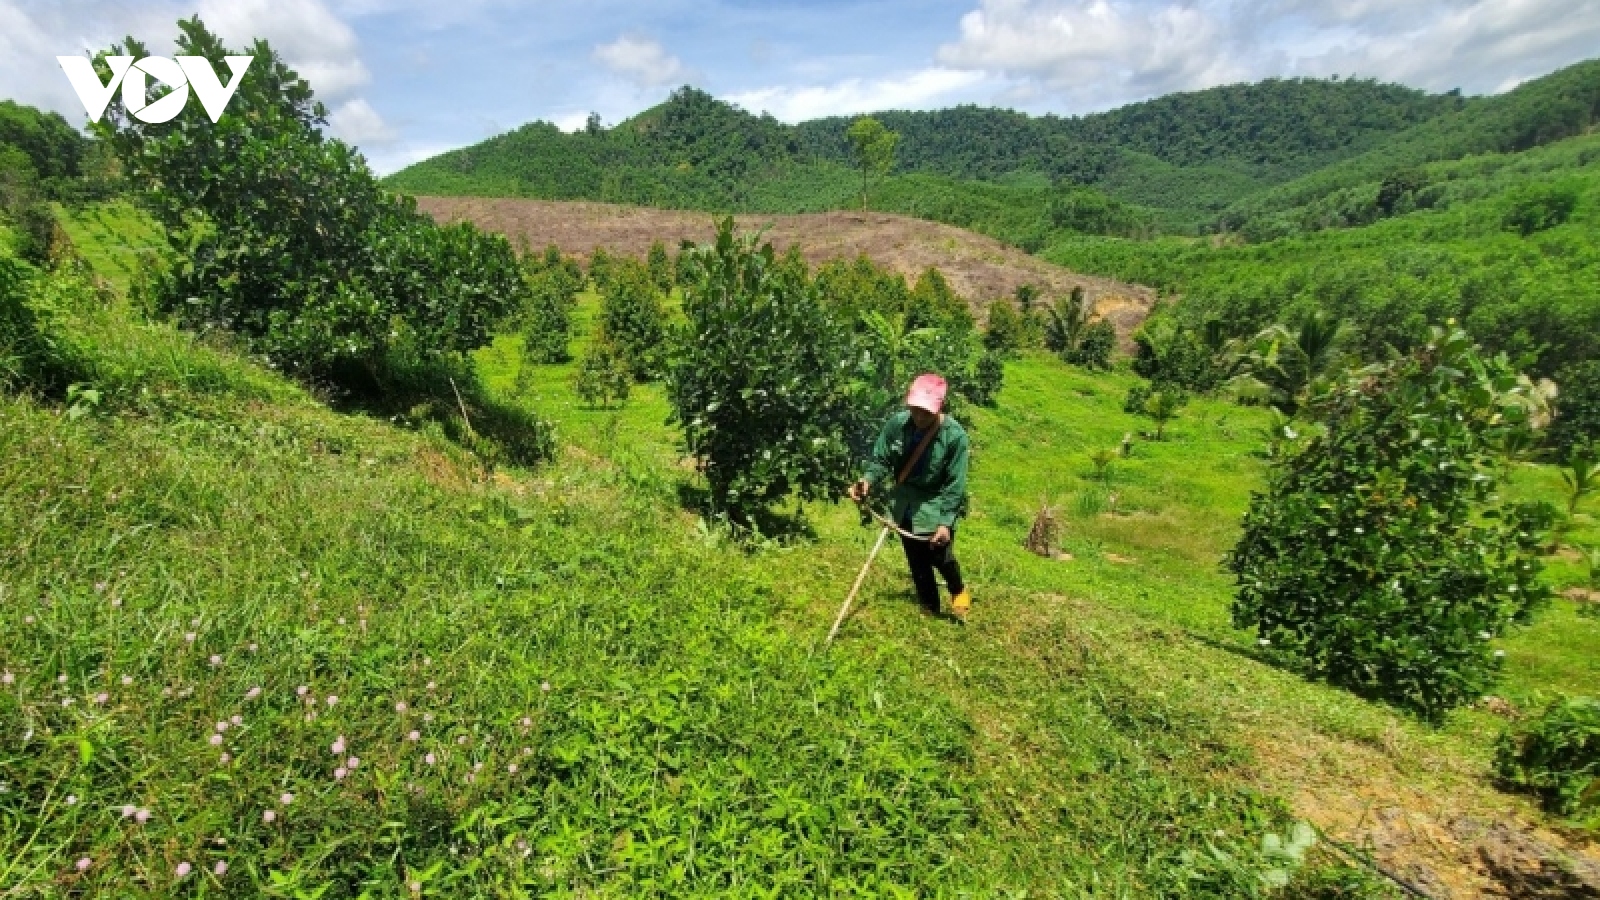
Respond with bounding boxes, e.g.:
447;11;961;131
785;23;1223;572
2;203;1597;894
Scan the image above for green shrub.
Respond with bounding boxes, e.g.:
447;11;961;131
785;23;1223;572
573;336;632;409
667;219;865;520
1501;181;1580;235
1495;696;1600;821
0;253;74;392
1551;360;1600;454
967;350;1005;407
1227;325;1552;719
596;259;667;380
96;19;527;383
982;298;1025;357
1065;318;1116;371
646;240;673;294
520;266;580;365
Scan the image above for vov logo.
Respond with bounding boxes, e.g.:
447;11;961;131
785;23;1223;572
57;56;253;124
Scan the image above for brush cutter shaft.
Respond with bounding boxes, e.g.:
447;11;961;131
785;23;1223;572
826;526;891;646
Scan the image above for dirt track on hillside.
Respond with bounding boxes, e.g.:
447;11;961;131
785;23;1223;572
414;197;1158;335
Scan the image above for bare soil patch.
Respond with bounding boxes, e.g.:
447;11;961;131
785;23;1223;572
415;196;1158;336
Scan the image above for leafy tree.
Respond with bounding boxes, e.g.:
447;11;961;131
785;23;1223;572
1227;325;1551;719
967;351;1005;407
983;300;1025;357
1141;389;1185;440
814;254;908;322
1550;360;1600;453
588;246;615;292
846;116;898;210
1043;288;1089;356
1065;319;1116;371
1047;185;1148;237
646;240;674;294
521;267;580;364
1501;181;1580;235
1228;312;1347;417
573;335;632;409
91;18;526;381
906;267;973;334
597;259;668;380
1130;317;1227;393
667;219;865;520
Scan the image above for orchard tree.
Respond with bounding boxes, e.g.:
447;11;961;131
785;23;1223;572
597;259;668;380
1227;324;1553;719
90;17;527;380
667;219;867;521
846;116;898;211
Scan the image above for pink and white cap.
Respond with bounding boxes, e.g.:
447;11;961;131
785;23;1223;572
905;373;947;413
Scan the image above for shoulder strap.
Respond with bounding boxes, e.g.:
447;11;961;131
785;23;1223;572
895;414;942;485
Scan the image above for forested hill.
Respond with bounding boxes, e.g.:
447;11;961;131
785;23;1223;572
382;76;1460;232
383;59;1600;240
794;78;1458;184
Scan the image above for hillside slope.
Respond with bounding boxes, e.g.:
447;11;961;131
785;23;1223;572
413;196;1158;334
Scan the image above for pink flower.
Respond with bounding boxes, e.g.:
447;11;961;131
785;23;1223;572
423;713;434;723
522;747;532;756
248;643;258;653
296;685;309;697
135;808;151;824
65;794;78;805
175;861;191;878
184;632;196;643
325;695;338;707
93;693;108;705
520;717;531;728
334;767;348;780
1;671;12;684
23;615;34;624
245;687;261;700
409;881;422;893
422;657;431;666
338;617;347;626
215;721;229;733
331;737;346;755
346;756;360;769
121;805;136;818
424;753;437;765
456;735;467;745
75;857;91;872
213;861;228;876
120;675;132;685
209;734;223;746
280;792;294;805
507;764;518;774
61;697;73;707
208;654;222;667
540;681;551;693
57;674;67;684
426;681;436;691
191;617;201;627
395;701;408;713
262;809;277;823
407;730;420;742
230;714;242;726
219;752;231;764
112;597;122;607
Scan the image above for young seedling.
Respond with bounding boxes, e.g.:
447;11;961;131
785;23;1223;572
1559;447;1599;516
1089;448;1116;484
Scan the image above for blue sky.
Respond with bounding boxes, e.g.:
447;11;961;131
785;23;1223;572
5;0;1598;174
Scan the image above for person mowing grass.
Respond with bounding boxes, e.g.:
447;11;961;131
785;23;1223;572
848;373;973;621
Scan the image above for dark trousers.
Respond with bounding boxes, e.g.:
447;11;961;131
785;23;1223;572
898;515;964;614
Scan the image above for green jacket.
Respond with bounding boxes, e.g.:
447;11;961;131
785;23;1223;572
863;410;969;534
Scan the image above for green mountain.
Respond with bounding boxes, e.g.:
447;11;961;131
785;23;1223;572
381;76;1464;235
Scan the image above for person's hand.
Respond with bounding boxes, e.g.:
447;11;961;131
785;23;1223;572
848;479;869;503
931;525;952;548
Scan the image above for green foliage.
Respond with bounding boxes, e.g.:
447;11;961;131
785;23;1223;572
1227;326;1552;718
667;220;865;519
1228;312;1347;417
1501;180;1580;235
573;336;632;409
95;19;527;383
982;299;1025;357
967;351;1005;408
1551;360;1600;453
1142;388;1186;440
1048;185;1149;237
1043;287;1090;356
1131;316;1227;392
814;254;909;322
0;98;89;183
596;259;668;380
0;253;81;393
1495;696;1600;822
519;267;580;365
1559;445;1600;516
906;267;974;334
1064;319;1116;371
846;116;899;209
587;245;614;292
645;240;673;293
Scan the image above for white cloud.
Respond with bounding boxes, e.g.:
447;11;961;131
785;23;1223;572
550;110;593;132
364;140;461;177
593;34;691;88
327;97;397;145
934;0;1600;112
729;67;988;121
196;0;371;99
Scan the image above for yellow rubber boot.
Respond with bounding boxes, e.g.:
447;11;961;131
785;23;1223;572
950;589;971;622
